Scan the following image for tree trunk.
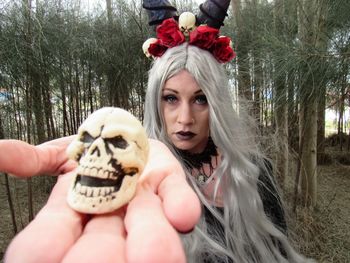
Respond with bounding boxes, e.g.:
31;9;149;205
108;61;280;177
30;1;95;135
288;73;298;152
297;0;323;208
251;0;262;124
74;59;81;128
105;0;120;106
348;95;350;151
315;2;328;164
87;62;94;114
4;174;18;234
42;73;56;140
23;0;34;221
32;71;46;143
232;0;252;100
59;60;68;136
273;0;288;187
0;114;4;139
275;79;288;187
299;98;318;207
317;86;326;163
1;111;18;233
338;64;347;151
69;63;77;134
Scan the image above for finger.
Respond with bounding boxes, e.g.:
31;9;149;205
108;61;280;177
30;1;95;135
0;137;75;177
5;172;86;263
38;135;76;148
125;187;186;263
62;210;126;263
158;172;201;232
140;139;201;232
37;135;77;175
0;139;43;176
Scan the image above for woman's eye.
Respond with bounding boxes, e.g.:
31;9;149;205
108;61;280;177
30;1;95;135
163;95;177;103
195;95;208;105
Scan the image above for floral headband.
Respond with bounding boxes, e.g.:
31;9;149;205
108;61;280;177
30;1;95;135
142;0;236;64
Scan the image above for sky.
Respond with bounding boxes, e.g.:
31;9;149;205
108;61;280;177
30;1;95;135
86;0;105;10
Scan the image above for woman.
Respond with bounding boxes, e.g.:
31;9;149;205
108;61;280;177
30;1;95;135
141;1;312;261
143;42;309;263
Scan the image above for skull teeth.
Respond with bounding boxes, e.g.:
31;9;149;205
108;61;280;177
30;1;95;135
72;165;138;197
74;183;116;198
75;182;81;193
98;169;105;178
80;185;87;195
91;168;98;176
86;187;93;197
77;166;119;180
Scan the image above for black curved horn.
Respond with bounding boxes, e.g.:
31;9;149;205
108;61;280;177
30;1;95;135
196;0;230;29
143;0;178;28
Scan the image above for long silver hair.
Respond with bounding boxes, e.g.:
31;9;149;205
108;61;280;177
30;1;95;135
144;43;311;263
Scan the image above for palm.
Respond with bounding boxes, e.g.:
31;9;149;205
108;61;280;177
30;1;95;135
0;138;200;263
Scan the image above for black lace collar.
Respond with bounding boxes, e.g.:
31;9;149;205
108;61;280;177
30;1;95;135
176;137;218;170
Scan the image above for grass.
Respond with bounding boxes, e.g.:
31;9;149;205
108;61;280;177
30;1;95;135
283;149;350;262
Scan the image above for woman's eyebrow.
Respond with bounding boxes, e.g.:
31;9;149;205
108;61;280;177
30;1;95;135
162;88;203;94
194;89;204;94
162;88;178;93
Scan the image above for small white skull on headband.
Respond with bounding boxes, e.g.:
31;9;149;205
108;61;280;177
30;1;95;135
178;12;196;36
66;107;149;214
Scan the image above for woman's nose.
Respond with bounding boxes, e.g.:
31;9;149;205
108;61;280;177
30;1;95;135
177;103;193;125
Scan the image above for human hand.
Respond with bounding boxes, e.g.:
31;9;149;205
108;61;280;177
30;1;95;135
1;138;201;263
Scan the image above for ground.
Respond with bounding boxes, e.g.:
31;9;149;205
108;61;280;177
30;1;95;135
286;164;350;262
0;161;349;262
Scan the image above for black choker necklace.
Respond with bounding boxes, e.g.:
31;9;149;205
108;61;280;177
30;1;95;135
176;137;218;170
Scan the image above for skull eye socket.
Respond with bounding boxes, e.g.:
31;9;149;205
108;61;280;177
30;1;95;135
80;131;95;144
106;135;128;149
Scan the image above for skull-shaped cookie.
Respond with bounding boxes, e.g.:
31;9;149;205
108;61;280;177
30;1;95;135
66;107;149;214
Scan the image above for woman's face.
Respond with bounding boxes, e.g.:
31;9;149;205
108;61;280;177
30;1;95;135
161;70;209;153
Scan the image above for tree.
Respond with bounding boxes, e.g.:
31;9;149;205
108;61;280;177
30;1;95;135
232;0;252;101
273;0;289;186
296;0;330;207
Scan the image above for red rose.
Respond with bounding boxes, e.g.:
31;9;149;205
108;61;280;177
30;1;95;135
189;26;219;50
148;40;168;57
156;18;185;48
211;36;236;63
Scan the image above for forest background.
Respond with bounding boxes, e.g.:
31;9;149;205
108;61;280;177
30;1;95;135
0;0;349;262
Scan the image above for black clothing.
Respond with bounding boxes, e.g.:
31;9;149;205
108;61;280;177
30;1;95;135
257;169;287;233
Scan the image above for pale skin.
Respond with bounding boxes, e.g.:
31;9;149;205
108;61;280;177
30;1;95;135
162;69;210;153
0;137;201;263
2;70;217;262
162;69;224;205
